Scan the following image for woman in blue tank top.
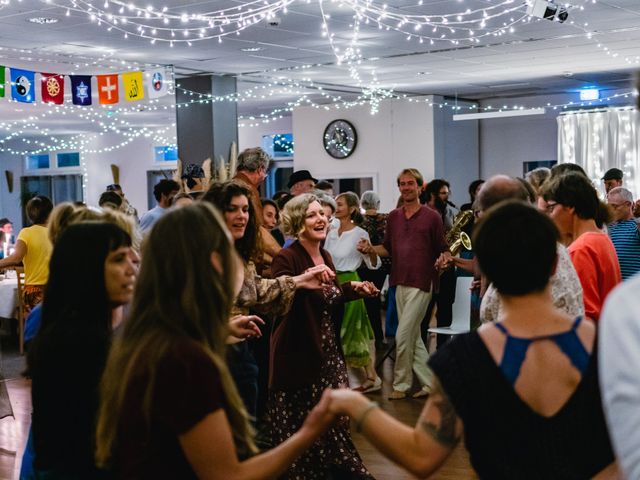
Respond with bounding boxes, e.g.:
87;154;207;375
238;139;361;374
326;201;618;479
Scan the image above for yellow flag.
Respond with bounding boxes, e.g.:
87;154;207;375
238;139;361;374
122;71;145;101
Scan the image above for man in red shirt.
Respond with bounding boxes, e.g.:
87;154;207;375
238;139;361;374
359;168;450;399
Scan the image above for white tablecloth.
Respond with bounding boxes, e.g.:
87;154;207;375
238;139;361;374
0;278;18;318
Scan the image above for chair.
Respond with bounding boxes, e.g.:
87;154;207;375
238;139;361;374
13;266;26;355
428;276;473;339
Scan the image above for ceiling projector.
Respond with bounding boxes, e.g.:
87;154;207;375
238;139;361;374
527;0;569;23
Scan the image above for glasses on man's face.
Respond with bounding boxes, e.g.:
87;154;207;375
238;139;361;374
608;202;629;210
545;202;560;214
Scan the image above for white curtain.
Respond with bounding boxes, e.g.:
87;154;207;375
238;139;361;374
557;108;640;197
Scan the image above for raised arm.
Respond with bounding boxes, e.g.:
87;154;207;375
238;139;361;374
179;390;334;480
328;378;462;478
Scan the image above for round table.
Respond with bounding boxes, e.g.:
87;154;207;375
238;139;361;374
0;278;18;319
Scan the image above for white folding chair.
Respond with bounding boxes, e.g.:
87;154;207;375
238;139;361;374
428;276;473;338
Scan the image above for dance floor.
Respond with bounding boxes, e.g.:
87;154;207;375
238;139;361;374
0;352;476;480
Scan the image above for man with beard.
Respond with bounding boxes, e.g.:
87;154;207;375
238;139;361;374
358;169;450;399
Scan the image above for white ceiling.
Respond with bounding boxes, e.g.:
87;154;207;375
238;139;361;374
0;0;640;140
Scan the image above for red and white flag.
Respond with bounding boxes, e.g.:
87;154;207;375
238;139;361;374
40;73;64;104
97;74;119;105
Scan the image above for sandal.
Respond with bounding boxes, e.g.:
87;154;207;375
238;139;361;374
352;376;382;394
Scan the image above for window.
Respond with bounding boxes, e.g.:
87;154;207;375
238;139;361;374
25;154;50;170
57;152;80;168
20;174;83;225
262;134;294;158
154;145;179;162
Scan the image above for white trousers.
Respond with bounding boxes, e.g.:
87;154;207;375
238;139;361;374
393;285;434;392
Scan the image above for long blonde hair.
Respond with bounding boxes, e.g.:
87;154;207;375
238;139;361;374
95;203;257;467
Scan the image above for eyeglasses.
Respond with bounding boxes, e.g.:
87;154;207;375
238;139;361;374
608;202;630;210
545;202;560;214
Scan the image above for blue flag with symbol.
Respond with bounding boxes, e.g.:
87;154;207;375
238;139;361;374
70;75;92;105
10;68;35;103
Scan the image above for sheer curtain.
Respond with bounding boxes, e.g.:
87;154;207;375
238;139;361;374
557;108;640;197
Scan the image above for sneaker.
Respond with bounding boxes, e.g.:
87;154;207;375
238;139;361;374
412;385;432;399
388;389;407;400
352;376;382;394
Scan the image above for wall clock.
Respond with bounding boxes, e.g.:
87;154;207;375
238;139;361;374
323;119;357;159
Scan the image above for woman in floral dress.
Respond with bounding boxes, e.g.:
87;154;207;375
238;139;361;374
269;193;378;479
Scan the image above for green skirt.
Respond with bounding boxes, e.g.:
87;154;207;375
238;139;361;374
338;271;374;368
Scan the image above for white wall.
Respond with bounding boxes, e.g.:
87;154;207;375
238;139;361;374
293;98;437;212
433;96;480;207
479;89;634;178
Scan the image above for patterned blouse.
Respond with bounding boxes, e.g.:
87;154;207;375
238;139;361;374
232;261;297;317
480;243;585;323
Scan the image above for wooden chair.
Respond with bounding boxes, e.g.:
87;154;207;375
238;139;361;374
13;266;26;355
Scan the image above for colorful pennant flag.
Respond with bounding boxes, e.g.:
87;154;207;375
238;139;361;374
10;68;35;103
146;68;169;99
40;73;65;105
97;74;119;105
70;75;92;106
0;66;5;98
122;71;144;102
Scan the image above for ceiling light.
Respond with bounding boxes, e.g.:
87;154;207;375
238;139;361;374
580;88;600;101
453;108;546;121
417;71;432;76
27;17;60;24
241;47;264;52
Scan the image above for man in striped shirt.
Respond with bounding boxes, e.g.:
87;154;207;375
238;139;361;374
607;187;640;280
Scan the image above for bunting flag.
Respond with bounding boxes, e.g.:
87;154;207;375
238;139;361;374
122;71;144;102
0;66;5;98
97;74;119;105
10;68;35;103
146;68;169;99
40;73;65;104
70;75;92;106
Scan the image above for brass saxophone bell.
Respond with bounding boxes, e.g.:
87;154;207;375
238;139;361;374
448;231;472;256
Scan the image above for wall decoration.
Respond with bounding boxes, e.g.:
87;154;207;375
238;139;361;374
97;74;119;104
70;75;93;105
40;73;65;105
10;68;35;103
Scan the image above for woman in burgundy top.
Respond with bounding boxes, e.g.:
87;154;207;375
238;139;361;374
96;203;335;479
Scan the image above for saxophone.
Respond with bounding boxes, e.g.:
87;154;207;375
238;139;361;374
445;209;474;255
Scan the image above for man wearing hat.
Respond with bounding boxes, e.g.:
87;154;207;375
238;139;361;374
288;170;318;196
603;168;623;194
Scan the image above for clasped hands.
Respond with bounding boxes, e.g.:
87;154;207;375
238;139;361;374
296;264;336;290
302;388;381;438
357;238;373;255
228;315;264;341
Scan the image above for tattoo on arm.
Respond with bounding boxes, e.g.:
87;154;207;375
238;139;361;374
419;380;461;448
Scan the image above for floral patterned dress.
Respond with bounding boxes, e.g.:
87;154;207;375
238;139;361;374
268;283;373;479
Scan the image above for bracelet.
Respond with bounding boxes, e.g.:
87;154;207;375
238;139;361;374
355;401;379;433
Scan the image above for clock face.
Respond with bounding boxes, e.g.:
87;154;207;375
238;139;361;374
323;119;357;159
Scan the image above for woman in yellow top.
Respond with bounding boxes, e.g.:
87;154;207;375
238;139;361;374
0;196;53;314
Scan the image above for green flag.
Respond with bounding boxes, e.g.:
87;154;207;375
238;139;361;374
0;66;4;98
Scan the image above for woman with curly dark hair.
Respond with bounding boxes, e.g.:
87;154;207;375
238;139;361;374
202;182;333;418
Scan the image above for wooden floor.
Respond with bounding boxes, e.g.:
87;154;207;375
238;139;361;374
0;344;477;480
350;348;477;480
